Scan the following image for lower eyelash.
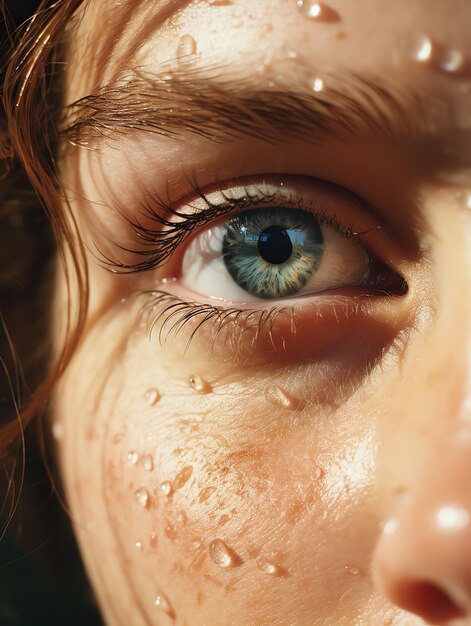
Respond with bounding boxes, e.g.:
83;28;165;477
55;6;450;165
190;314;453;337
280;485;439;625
141;290;295;353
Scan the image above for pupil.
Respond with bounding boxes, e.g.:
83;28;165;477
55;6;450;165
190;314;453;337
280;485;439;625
258;226;293;265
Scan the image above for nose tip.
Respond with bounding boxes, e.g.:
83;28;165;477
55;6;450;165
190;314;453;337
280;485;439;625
372;430;471;625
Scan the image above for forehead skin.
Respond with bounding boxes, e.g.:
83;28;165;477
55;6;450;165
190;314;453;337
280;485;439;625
55;1;471;626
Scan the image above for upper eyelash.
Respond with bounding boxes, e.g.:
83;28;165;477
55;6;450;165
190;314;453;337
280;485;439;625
99;181;358;274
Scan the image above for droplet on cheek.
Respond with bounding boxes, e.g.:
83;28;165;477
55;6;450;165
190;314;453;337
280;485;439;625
135;540;143;551
344;564;364;577
128;450;139;465
296;0;340;22
154;591;175;619
189;374;212;394
161;481;174;497
134;487;151;508
177;34;197;57
256;559;286;577
173;466;193;491
209;539;242;569
144;388;161;407
199;486;216;503
141;454;154;472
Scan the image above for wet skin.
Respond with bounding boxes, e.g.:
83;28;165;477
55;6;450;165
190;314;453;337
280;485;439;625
54;0;471;624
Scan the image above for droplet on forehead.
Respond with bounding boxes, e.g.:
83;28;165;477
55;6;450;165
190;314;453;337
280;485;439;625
189;374;212;394
134;487;150;508
128;450;139;465
312;77;324;92
438;48;464;73
154;591;175;618
177;34;197;58
256;559;286;577
410;34;434;64
297;0;340;22
209;539;242;568
265;385;299;410
144;388;160;407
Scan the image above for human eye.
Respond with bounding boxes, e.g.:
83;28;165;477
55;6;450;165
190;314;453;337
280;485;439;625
111;174;408;360
177;181;404;303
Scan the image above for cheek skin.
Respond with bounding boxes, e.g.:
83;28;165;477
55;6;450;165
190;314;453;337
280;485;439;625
55;299;403;626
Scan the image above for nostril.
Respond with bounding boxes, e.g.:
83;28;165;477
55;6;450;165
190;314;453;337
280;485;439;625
395;581;466;625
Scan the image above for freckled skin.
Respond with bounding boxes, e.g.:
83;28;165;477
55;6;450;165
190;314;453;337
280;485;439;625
55;0;471;625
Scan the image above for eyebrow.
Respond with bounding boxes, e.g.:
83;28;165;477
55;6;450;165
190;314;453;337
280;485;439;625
61;67;426;149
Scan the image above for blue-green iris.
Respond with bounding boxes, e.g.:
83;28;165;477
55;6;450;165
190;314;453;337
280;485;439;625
222;207;324;299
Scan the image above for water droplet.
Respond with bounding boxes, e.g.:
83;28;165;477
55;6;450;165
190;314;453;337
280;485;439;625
297;1;340;22
134;487;150;508
209;539;242;568
256;559;286;577
189;374;212;394
161;480;173;497
135;540;143;551
410;34;434;64
438;48;464;73
265;386;299;410
128;450;139;465
141;454;154;472
173;465;193;491
150;532;158;548
177;34;197;57
154;591;175;618
312;77;324;92
286;50;298;59
177;511;188;526
199;486;216;502
218;514;230;526
165;523;178;540
382;518;399;535
52;422;64;441
144;388;161;407
345;564;364;576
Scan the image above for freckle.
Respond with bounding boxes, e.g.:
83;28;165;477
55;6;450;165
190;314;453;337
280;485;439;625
134;487;150;508
150;532;158;548
128;451;139;465
173;466;193;491
154;591;175;618
177;511;188;526
336;29;347;39
265;385;299;410
218;514;230;527
196;590;205;606
177;34;197;58
248;544;261;558
256;559;287;577
209;539;242;569
165;523;178;540
112;431;124;444
141;454;154;472
297;0;341;22
189;374;212;394
160;481;174;497
199;486;216;503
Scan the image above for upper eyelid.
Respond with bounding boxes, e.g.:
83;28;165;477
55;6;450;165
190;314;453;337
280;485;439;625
99;179;382;275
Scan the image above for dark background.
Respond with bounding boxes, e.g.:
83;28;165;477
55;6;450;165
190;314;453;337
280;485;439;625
0;2;103;625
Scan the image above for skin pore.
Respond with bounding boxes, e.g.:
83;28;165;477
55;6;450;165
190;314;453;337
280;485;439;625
53;0;471;624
